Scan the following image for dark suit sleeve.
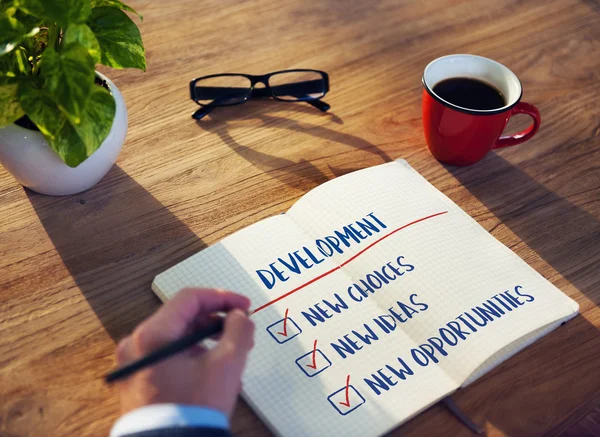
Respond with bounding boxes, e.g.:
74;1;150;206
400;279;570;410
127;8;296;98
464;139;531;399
120;427;231;437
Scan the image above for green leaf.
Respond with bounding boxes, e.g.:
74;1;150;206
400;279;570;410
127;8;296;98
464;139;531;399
18;80;64;141
63;23;100;63
0;1;18;16
0;45;31;76
41;45;95;124
90;0;142;20
0;13;39;56
90;7;145;71
18;0;91;26
14;8;46;28
0;78;24;126
19;81;116;167
72;85;116;156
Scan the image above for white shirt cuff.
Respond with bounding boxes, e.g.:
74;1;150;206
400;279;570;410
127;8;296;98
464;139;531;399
110;404;228;437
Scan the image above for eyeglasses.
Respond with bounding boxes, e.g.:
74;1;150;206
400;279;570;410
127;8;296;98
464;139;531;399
189;69;330;120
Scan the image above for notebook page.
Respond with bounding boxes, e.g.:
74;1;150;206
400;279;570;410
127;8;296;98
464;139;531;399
462;318;566;386
153;213;456;436
240;272;454;437
286;160;578;387
154;216;290;301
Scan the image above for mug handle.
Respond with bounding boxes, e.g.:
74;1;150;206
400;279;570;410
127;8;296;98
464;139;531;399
493;102;541;149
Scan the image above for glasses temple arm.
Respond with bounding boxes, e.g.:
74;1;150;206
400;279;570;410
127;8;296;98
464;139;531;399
307;99;330;112
192;105;214;120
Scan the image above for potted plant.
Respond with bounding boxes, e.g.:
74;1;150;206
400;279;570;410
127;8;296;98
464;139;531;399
0;0;145;195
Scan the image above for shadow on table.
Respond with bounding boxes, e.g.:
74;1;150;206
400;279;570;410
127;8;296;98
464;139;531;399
400;153;600;436
26;165;208;341
581;0;600;13
195;100;392;190
446;152;600;305
445;152;600;434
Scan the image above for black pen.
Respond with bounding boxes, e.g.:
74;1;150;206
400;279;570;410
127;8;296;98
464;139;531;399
104;318;224;384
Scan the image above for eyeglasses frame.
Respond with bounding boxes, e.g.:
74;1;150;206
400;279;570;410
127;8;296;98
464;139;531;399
189;69;330;115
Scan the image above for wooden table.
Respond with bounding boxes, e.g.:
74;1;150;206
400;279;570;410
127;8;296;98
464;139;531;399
1;0;599;435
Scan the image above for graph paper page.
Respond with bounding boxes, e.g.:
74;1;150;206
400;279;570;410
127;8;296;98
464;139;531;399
153;160;578;436
286;160;579;387
153;213;455;437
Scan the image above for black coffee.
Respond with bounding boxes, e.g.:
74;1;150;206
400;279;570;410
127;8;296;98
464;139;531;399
433;77;505;110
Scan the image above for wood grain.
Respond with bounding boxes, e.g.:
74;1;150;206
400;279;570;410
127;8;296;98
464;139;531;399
1;0;599;436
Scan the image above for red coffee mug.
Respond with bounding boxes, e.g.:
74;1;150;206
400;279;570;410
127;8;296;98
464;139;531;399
422;54;541;166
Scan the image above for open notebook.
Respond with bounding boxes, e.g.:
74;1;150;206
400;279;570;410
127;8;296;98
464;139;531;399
153;160;578;437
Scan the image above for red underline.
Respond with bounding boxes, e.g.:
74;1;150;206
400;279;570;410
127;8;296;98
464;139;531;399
251;211;448;314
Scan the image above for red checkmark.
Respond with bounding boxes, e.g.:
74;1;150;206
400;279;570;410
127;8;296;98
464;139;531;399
306;339;318;369
277;308;289;337
339;375;351;407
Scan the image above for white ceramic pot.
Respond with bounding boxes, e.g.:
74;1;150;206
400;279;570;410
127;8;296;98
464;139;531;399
0;72;127;196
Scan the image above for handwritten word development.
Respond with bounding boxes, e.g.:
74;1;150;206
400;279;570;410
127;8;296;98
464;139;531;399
255;213;388;290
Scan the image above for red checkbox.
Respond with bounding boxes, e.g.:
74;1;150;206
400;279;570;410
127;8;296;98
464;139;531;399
339;375;351;407
277;308;289;337
306;339;318;369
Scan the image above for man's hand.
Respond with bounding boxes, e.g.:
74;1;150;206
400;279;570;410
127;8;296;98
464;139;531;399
115;288;254;417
